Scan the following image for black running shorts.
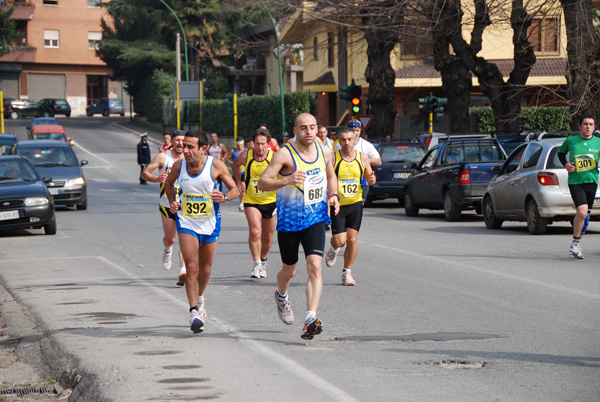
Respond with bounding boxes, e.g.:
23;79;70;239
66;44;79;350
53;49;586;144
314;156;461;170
330;201;363;235
243;202;277;219
277;222;326;266
159;204;176;220
568;183;597;209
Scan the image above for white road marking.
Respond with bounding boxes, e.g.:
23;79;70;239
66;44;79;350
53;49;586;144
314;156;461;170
73;143;114;168
3;255;359;402
370;243;600;301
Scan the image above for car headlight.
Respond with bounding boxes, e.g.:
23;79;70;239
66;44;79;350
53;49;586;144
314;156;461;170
65;177;85;187
25;197;50;206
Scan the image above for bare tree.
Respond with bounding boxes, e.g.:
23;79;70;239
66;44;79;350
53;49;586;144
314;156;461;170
560;0;600;125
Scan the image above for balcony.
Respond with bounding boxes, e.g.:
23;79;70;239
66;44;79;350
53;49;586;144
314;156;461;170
0;46;36;63
0;0;35;20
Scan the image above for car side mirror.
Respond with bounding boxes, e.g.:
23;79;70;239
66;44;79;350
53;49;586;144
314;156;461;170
490;165;502;175
505;164;518;174
43;177;52;183
81;160;88;166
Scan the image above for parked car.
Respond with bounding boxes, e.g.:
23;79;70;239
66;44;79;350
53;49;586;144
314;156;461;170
0;134;18;155
26;117;60;136
86;98;125;117
11;140;88;210
497;132;576;157
482;136;599;234
3;99;44;120
29;124;74;146
365;141;426;206
404;135;507;221
0;155;56;234
38;98;72;117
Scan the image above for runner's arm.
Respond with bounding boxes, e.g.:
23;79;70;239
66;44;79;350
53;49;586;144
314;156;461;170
165;160;181;212
362;152;376;185
323;147;340;215
212;159;239;202
257;147;304;192
141;152;167;183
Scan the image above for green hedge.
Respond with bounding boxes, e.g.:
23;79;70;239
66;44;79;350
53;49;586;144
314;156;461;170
180;91;314;141
134;70;175;121
471;106;571;133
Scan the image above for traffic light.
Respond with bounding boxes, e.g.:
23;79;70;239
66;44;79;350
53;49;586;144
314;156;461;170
419;96;430;113
350;84;362;114
226;93;233;114
432;97;448;121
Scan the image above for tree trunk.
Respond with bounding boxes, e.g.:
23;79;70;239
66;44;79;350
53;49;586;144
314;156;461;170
445;0;535;135
361;4;403;139
560;0;600;127
430;0;471;134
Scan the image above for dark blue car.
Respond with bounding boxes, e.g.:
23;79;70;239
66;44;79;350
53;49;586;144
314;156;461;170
366;141;427;206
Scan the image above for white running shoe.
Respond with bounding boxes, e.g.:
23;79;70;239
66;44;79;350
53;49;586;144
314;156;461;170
162;247;173;270
569;240;584;259
239;203;245;212
325;247;337;267
274;289;294;325
259;261;267;278
250;262;261;278
189;306;206;333
342;271;356;286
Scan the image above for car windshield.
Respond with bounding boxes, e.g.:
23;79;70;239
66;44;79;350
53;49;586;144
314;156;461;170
18;147;77;167
33;133;67;141
380;145;426;163
0;159;39;181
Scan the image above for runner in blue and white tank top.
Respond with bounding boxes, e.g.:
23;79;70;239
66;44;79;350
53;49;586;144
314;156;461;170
165;130;238;334
257;113;340;340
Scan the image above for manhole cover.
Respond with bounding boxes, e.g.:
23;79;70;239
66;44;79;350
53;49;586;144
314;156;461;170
428;360;486;369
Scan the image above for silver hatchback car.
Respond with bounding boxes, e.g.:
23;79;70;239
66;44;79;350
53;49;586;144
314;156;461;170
482;136;600;234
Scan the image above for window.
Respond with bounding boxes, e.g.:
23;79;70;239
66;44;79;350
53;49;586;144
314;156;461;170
88;0;102;6
43;0;59;4
421;148;440;169
402;22;432;57
327;32;334;67
313;36;318;61
522;144;543;168
44;30;59;48
88;32;102;50
529;17;559;53
504;145;526;173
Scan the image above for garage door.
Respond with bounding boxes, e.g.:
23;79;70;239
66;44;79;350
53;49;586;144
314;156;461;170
0;72;19;98
28;73;66;101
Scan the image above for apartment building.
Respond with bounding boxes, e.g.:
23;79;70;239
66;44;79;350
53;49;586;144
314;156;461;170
0;0;123;116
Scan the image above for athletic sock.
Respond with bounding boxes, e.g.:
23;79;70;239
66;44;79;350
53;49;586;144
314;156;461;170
261;258;267;263
277;291;288;301
331;246;340;254
198;295;204;305
305;311;316;322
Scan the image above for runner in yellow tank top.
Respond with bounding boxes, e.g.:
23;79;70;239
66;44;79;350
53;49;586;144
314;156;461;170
232;128;277;279
325;127;376;286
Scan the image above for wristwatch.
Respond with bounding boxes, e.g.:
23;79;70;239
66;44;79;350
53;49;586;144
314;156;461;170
224;194;229;202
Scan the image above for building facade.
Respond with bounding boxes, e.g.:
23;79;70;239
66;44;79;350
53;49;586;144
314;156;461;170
0;0;124;116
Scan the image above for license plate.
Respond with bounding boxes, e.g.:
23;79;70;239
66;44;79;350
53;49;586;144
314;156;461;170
0;210;19;221
393;172;410;179
49;188;61;195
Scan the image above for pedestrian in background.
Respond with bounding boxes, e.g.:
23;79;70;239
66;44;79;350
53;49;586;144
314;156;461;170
137;133;151;185
159;131;173;153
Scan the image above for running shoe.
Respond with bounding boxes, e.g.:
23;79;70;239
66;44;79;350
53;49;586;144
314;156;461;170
162;247;173;270
325;248;337;267
274;289;294;325
250;262;261;278
189;306;206;333
301;316;323;340
259;261;267;278
239;203;245;212
342;271;356;286
177;267;187;285
569;240;584;259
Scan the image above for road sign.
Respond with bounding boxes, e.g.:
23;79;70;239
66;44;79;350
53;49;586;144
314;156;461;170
357;115;374;130
175;81;202;100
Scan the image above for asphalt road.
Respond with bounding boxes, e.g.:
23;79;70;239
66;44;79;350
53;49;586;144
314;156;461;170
1;117;599;401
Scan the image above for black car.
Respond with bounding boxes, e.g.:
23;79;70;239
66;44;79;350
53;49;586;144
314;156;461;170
3;98;44;120
365;141;427;206
11;140;88;210
0;134;18;155
38;98;72;117
0;155;56;234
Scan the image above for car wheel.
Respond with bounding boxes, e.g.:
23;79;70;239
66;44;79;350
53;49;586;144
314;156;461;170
44;216;57;235
10;111;18;120
86;110;92;117
120;112;125;117
482;196;503;229
76;196;88;211
397;197;404;207
364;195;373;207
526;199;548;235
102;109;109;116
404;188;419;217
443;191;462;221
66;113;71;118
